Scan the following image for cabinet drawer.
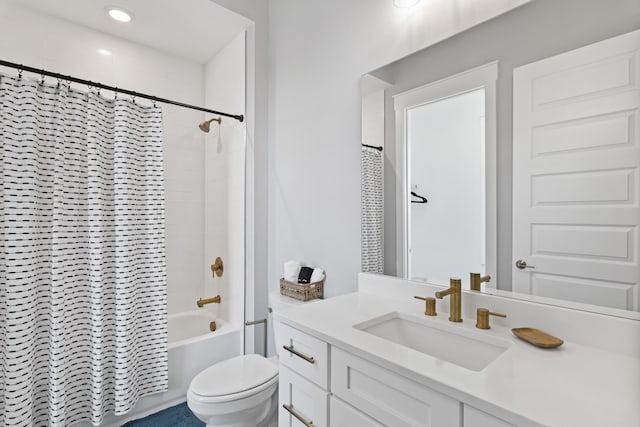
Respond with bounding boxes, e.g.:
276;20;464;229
330;396;384;427
277;322;329;389
279;365;329;427
464;405;513;427
331;347;461;427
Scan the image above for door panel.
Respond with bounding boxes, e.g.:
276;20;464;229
513;29;640;311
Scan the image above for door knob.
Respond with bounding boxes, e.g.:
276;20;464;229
515;260;535;270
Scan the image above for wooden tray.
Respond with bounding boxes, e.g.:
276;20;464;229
512;328;563;348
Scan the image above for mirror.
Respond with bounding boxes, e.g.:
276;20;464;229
391;62;497;285
360;3;640;318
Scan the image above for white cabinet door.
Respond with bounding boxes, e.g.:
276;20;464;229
330;396;384;427
279;365;329;427
277;322;329;389
464;405;513;427
331;348;461;427
513;29;640;310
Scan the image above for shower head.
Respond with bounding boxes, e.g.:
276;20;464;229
198;117;222;133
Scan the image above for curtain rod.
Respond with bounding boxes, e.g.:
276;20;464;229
0;59;244;123
362;143;383;151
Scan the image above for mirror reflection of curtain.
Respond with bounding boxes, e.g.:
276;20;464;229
361;146;383;273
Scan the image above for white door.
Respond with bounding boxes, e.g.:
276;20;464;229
513;29;640;311
394;61;498;283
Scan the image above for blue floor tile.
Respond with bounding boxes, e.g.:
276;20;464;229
122;402;204;427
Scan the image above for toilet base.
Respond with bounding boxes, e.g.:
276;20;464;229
188;382;278;427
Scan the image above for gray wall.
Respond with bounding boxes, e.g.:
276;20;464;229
371;0;640;289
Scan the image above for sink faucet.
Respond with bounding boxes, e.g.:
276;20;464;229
435;278;462;322
470;273;491;291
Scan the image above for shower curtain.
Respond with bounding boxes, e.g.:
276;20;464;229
0;75;168;426
361;145;384;274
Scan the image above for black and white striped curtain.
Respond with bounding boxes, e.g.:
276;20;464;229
361;146;383;274
0;75;168;426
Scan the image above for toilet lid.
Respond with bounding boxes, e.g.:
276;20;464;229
190;354;278;397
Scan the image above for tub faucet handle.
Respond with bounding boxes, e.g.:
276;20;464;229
211;257;224;277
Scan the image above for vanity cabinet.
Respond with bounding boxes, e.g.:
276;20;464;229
277;323;330;427
331;347;462;427
278;365;329;427
278;322;329;389
278;323;518;427
330;396;383;427
464;406;513;427
278;324;461;427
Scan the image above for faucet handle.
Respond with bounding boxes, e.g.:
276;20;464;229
211;257;224;277
476;308;507;329
414;296;437;316
470;273;491;291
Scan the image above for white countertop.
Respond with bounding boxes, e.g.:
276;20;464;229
275;291;640;427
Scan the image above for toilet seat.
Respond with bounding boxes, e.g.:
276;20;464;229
188;354;279;404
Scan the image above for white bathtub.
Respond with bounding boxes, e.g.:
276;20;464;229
169;310;228;344
95;310;242;427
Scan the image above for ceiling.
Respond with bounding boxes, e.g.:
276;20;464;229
12;0;252;64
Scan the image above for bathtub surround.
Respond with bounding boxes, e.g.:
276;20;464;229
203;30;247;336
0;75;167;425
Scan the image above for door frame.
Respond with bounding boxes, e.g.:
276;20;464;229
393;61;498;283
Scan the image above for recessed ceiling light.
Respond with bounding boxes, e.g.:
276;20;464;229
107;7;133;23
394;0;421;7
97;48;112;56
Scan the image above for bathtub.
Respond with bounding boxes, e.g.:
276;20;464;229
169;310;228;344
95;310;242;427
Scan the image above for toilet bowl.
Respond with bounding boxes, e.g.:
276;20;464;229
187;292;316;427
187;354;279;427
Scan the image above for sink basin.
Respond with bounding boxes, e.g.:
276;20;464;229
353;312;510;371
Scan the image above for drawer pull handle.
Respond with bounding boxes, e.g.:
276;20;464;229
283;345;315;364
283;404;313;427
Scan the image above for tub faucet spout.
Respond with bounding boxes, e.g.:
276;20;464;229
197;295;221;307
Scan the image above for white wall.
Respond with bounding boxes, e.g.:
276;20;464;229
203;31;247;330
267;0;531;298
362;90;385;151
0;4;207;315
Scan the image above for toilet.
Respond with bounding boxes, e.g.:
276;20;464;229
187;354;279;427
187;292;310;427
